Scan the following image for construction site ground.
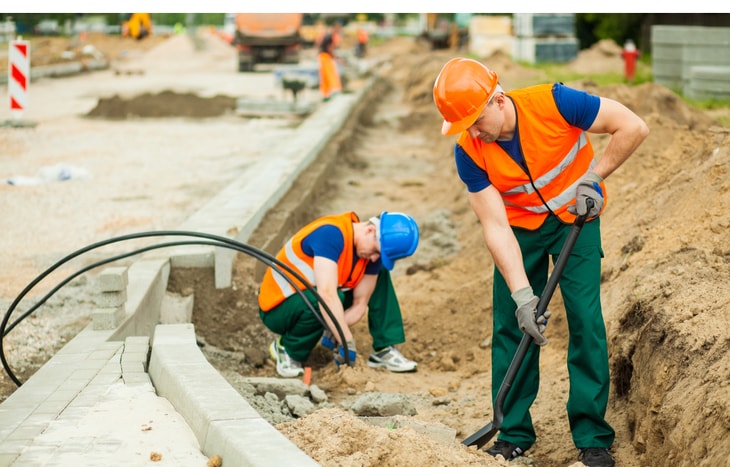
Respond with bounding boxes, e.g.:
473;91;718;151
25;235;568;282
1;30;729;467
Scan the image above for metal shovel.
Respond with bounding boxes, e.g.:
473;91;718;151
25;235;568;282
462;206;592;449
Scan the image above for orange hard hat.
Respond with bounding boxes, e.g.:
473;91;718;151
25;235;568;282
433;58;500;136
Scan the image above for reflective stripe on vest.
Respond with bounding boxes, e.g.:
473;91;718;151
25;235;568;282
502;132;588;196
270;239;317;300
258;212;369;311
457;83;607;229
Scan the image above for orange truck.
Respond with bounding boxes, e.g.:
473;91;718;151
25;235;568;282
231;13;303;72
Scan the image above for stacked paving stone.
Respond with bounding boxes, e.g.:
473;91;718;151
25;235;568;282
92;266;128;330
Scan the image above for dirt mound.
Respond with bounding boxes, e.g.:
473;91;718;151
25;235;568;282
86;90;236;119
566;38;625;75
573;82;716;131
0;32;168;74
278;408;499;467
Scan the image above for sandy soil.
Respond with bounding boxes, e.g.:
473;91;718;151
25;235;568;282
2;32;729;467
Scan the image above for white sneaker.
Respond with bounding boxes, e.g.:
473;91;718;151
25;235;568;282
367;346;417;373
269;338;304;378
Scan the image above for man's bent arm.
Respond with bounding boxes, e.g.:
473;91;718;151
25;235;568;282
588;97;649;179
313;256;353;343
347;273;377;326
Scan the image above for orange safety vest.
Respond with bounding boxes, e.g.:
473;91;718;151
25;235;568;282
258;212;369;311
357;28;369;44
318;51;342;98
457;83;607;230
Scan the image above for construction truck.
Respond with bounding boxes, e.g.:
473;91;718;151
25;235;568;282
231;13;303;72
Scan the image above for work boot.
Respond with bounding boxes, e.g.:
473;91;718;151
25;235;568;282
578;447;615;467
485;439;525;460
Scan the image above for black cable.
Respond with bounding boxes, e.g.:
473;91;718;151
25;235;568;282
3;240;324;335
1;230;352;387
0;233;347;386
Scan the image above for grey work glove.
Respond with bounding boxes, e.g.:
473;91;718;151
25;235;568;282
567;172;604;218
512;286;551;346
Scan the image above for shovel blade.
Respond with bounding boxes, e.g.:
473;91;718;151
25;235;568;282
461;421;498;449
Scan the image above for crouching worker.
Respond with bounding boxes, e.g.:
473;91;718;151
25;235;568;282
258;211;420;378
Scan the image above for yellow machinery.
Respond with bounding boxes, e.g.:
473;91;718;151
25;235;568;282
122;13;152;40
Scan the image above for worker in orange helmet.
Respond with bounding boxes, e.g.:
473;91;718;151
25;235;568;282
432;58;649;467
258;211;420;378
317;34;342;101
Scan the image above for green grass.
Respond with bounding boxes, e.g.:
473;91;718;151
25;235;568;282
525;60;730;119
529;62;653;87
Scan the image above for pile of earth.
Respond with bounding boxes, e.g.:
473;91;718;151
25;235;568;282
86;90;237;119
0;31;169;75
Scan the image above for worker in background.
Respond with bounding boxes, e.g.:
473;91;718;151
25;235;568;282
356;26;369;58
621;39;640;84
318;34;342;101
258;211;420;378
432;57;649;467
331;21;343;49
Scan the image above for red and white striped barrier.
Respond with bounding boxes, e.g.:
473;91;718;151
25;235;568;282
8;38;30;120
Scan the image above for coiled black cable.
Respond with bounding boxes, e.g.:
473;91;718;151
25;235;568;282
1;230;353;387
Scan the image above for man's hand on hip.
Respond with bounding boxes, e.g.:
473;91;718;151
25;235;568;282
568;171;603;218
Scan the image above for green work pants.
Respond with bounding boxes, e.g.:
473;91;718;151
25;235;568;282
259;269;406;362
492;215;615;450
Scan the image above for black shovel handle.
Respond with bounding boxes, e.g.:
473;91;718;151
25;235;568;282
462;203;593;449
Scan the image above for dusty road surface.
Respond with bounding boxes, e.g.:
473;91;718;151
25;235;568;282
2;30;730;467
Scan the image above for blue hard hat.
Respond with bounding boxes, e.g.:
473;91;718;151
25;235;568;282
376;211;419;270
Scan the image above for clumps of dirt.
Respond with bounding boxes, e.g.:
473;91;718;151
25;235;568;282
276;408;499;467
86;90;237;119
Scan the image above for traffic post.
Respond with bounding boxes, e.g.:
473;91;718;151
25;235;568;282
5;36;35;127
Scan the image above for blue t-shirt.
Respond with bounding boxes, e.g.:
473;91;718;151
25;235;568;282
455;83;601;193
302;225;381;274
